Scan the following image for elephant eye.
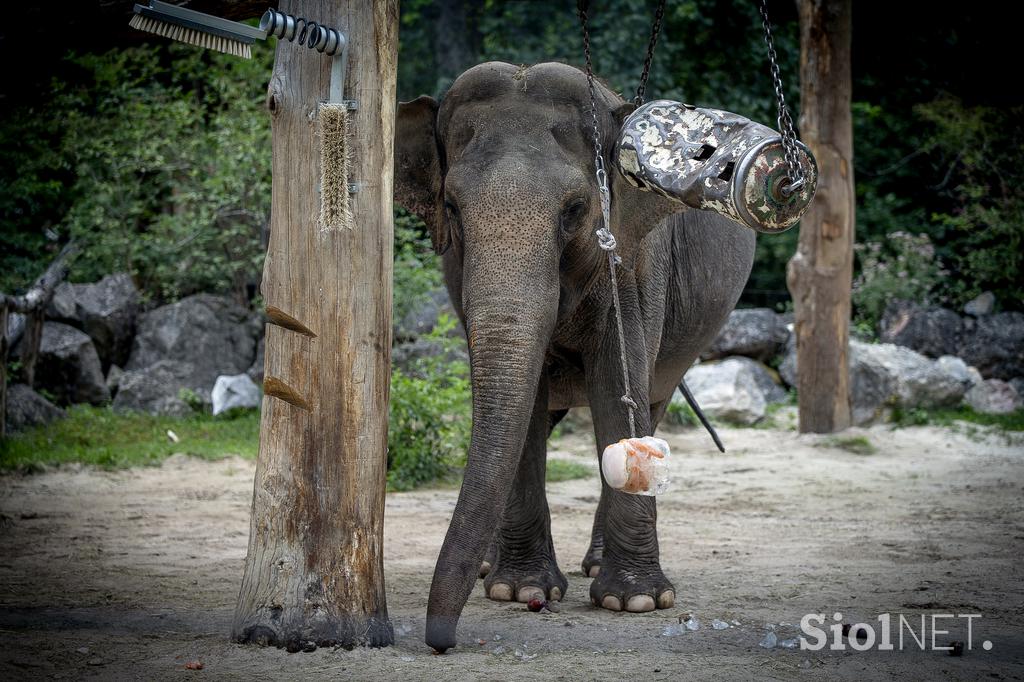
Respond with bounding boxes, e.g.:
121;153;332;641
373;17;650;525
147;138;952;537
559;199;587;234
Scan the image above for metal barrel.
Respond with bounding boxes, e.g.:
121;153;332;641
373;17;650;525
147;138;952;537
615;100;817;234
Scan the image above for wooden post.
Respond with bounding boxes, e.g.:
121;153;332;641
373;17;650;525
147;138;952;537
1;241;78;438
786;0;854;433
232;0;398;649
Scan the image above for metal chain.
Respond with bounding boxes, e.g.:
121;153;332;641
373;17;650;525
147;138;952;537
759;0;806;196
578;3;637;439
634;0;667;105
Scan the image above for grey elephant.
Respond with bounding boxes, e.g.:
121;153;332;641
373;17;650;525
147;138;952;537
394;62;755;653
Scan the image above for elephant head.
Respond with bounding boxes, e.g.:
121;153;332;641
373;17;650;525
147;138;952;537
395;62;686;651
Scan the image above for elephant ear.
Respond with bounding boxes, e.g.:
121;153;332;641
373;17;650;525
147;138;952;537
395;95;449;255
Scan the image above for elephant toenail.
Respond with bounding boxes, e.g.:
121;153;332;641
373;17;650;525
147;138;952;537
489;583;513;601
517;586;544;603
479;561;492;578
549;586;562;601
656;590;675;609
602;595;622;611
588;565;600;578
625;595;656;612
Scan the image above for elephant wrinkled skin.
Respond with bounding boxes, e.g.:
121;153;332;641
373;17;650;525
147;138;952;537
394;62;755;653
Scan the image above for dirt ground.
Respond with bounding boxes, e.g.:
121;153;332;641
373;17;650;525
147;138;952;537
1;416;1022;681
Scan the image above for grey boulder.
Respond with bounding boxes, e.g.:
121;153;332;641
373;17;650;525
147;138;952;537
392;337;469;379
113;360;209;417
211;374;262;415
958;312;1024;380
47;273;140;369
394;288;461;342
4;383;66;432
680;357;786;425
781;339;978;425
127;294;261;391
963;291;996;317
964;379;1022;415
878;300;962;359
247;336;265;384
702;308;790;362
28;322;110;406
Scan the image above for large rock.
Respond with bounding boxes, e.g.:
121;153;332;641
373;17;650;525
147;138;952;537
126;294;260;392
4;383;66;432
781;339;977;425
963;291;995;317
878;300;962;359
395;286;452;339
247;336;265;384
393;336;468;373
958;312;1024;380
680;357;786;425
211;374;261;415
47;273;140;369
28;322;109;406
702;308;789;362
964;379;1022;415
113;360;209;417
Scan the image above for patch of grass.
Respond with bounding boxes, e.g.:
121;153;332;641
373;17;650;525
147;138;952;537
545;459;593;483
665;399;700;428
0;405;259;472
819;435;878;456
891;406;1024;431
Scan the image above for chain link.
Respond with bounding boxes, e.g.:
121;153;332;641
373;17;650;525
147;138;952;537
634;0;667;105
578;3;637;439
759;0;805;195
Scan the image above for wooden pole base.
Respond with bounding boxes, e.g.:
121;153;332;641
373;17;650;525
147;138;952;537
232;0;399;649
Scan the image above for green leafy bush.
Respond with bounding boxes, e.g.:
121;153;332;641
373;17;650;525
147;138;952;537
852;231;947;331
387;315;471;490
393;208;444;326
1;42;274;302
916;97;1024;309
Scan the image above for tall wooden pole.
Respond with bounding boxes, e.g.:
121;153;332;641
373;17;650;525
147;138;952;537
786;0;854;433
233;0;398;649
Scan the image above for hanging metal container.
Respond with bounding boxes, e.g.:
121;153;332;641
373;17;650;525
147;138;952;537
615;100;817;234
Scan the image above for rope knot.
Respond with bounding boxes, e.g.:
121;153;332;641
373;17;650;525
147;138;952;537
620;395;638;409
596;228;617;251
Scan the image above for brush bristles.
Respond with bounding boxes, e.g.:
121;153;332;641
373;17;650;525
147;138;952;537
319;103;353;232
129;14;252;58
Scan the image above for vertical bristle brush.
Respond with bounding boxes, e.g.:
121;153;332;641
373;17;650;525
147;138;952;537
129;3;354;230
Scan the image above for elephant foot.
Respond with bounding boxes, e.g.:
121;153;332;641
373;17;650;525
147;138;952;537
589;560;674;613
581;543;602;578
484;553;568;603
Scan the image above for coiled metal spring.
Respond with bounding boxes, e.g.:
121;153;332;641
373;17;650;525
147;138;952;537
259;9;346;57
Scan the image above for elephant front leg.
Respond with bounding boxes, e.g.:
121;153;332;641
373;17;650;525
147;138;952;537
583;313;675;613
483;384;568;603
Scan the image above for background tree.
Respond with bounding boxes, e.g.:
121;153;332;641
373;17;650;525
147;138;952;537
787;0;853;433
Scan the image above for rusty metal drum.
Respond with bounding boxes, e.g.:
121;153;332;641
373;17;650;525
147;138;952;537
615;100;817;234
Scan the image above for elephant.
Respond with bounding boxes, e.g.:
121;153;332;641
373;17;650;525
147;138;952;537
394;61;756;653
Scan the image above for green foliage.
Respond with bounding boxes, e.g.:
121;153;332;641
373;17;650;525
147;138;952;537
393;207;444;326
0;405;258;472
916;97;1024;308
1;42;274;301
817;435;877;456
891;406;1024;433
852;232;948;330
546;459;593;483
665;399;700;428
387;315;471;490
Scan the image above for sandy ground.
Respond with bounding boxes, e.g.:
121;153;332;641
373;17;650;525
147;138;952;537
1;416;1023;681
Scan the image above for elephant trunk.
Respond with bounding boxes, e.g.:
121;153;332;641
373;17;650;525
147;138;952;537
425;286;556;652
